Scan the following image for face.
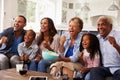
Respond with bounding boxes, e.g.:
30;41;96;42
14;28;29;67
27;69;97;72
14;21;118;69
14;16;26;31
97;19;112;38
82;35;90;49
40;19;49;32
24;30;35;43
68;19;81;37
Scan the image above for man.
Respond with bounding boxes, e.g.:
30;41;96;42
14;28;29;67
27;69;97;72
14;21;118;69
0;15;26;69
90;15;120;80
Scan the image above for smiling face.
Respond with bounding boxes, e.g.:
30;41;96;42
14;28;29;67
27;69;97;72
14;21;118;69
24;30;35;44
68;19;81;38
14;16;26;32
97;17;112;38
82;35;90;49
40;18;49;33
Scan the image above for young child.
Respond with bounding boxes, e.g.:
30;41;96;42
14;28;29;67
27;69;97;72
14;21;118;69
62;33;102;80
18;29;39;71
74;33;102;80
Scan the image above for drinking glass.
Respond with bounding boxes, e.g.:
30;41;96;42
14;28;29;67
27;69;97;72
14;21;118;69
16;61;23;72
19;64;28;76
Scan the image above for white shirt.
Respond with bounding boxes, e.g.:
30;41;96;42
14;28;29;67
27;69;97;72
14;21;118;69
97;30;120;74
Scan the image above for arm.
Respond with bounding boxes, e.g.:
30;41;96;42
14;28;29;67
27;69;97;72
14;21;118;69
59;35;66;53
0;36;8;45
29;45;39;60
108;36;120;54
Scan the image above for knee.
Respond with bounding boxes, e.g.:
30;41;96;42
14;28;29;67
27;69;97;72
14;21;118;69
114;69;120;76
38;60;44;65
0;55;9;63
84;72;90;80
10;55;20;62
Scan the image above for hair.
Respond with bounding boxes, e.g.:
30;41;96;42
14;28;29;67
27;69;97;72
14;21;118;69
18;15;27;24
37;17;57;45
69;17;83;30
27;29;36;39
80;33;102;60
97;15;113;26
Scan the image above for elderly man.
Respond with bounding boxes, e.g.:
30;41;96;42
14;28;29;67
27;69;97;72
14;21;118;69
90;15;120;80
0;15;26;69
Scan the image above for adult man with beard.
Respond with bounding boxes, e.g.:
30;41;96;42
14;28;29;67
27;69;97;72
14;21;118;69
0;15;26;69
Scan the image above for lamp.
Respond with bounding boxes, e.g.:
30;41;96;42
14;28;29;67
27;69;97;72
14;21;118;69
81;2;90;12
108;0;120;11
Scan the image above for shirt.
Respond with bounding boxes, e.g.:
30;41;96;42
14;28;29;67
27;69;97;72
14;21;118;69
82;49;100;68
0;27;25;54
38;34;60;53
97;30;120;74
18;40;39;60
61;32;83;62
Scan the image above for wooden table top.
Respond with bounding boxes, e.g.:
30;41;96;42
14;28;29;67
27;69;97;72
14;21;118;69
0;68;63;80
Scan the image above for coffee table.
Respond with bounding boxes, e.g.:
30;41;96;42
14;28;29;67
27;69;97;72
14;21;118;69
0;68;62;80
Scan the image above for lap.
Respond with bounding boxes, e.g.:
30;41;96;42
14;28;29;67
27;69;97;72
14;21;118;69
50;62;82;71
0;54;8;61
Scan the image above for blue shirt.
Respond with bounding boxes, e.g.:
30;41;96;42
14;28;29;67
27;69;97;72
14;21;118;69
10;36;23;55
60;32;83;62
0;27;25;54
65;46;74;57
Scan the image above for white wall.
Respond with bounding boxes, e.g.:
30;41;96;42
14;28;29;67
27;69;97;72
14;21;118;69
3;0;18;29
1;0;120;31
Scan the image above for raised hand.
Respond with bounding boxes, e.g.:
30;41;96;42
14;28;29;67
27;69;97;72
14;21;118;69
0;36;8;44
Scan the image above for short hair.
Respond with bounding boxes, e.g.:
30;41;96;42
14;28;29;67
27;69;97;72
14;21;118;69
69;17;83;30
27;29;36;39
18;15;27;24
97;15;113;25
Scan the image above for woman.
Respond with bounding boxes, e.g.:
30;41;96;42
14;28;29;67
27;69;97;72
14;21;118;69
37;17;60;72
50;17;84;77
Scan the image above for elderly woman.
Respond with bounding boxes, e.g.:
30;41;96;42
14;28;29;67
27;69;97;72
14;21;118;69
50;17;84;77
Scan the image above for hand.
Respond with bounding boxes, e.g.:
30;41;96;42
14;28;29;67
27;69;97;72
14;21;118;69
78;52;83;58
107;36;117;47
79;67;86;73
24;54;29;61
20;55;24;61
34;54;42;62
60;35;66;45
40;41;50;50
0;36;8;44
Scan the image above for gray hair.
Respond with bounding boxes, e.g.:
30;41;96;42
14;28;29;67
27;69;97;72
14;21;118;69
97;15;113;25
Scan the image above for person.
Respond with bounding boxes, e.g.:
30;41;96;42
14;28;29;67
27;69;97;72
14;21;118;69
36;17;60;72
18;29;39;71
50;17;84;77
60;33;102;80
0;15;26;69
90;15;120;80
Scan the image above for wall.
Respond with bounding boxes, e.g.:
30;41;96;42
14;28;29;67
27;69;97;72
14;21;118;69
1;0;120;32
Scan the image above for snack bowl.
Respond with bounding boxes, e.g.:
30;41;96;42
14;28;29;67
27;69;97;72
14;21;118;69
42;50;59;62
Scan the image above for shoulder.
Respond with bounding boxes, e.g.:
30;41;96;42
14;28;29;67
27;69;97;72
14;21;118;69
31;41;39;48
3;27;14;33
53;34;60;39
18;42;24;47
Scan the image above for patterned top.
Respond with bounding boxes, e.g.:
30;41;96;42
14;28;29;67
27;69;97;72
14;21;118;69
18;40;38;60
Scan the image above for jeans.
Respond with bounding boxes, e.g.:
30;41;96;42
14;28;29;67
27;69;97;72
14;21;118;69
90;67;113;80
0;53;20;70
84;72;90;80
37;59;52;72
29;60;37;71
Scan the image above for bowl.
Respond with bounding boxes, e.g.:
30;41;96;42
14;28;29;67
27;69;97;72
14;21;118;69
42;50;59;62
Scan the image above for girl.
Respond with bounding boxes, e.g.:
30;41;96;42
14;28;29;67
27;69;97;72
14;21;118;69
62;33;102;80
